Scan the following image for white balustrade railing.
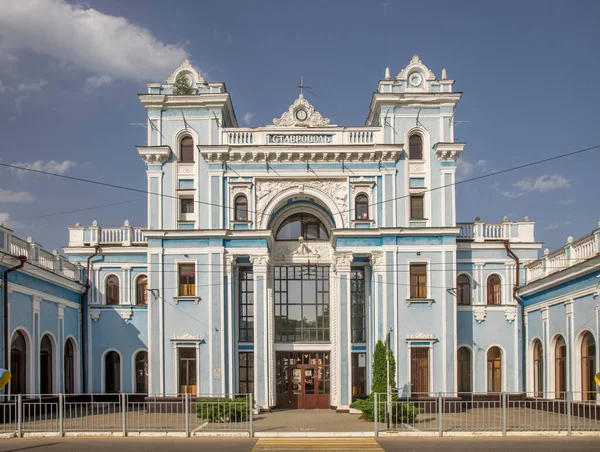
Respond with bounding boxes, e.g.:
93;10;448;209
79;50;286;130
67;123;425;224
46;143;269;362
457;223;474;239
38;249;55;271
528;261;544;281
9;236;29;257
132;229;146;244
572;236;597;262
220;127;383;146
100;228;123;244
547;251;567;272
483;223;504;239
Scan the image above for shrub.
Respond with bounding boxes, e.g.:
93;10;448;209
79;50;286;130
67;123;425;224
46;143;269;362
350;395;420;424
195;397;250;423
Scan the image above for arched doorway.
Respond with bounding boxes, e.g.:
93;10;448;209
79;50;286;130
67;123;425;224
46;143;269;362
135;351;148;393
105;351;121;393
40;334;53;394
487;347;502;393
64;339;75;394
457;347;472;393
555;335;567;399
581;332;596;401
532;339;543;397
10;331;27;394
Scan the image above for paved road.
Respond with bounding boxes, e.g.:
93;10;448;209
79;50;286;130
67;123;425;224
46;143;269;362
0;437;599;451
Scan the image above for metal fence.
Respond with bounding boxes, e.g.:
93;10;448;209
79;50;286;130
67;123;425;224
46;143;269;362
0;393;252;437
374;391;600;436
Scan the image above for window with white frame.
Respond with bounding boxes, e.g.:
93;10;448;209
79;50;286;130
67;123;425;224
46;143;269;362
178;263;196;296
409;263;427;299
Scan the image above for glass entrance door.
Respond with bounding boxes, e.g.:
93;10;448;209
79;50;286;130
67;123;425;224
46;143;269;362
276;352;330;409
179;348;197;394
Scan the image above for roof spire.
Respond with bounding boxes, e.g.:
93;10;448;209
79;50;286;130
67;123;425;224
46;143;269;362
385;67;390;80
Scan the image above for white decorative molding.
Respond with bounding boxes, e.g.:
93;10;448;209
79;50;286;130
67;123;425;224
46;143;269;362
89;309;101;321
504;306;517;323
272;94;330;128
177;163;195;175
433;142;465;162
255;179;348;228
229;178;253;225
137;146;171;165
409;162;425;174
166;59;205;86
370;251;385;273
541;307;549;321
332;252;353;273
118;308;133;322
406;333;436;341
396;55;436;81
249;254;270;273
474;306;487;323
272;241;332;265
171;333;202;341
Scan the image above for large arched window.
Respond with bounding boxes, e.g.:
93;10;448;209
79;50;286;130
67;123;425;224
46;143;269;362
105;351;121;393
135;351;148;394
555;335;567;399
136;275;148;306
457;275;471;305
234;195;248;221
487;347;502;393
581;332;596;401
486;274;501;305
355;194;369;220
180;137;194;163
457;347;472;393
40;334;53;394
64;338;75;394
532;339;543;397
409;134;423;160
10;331;27;394
106;275;119;305
276;213;329;241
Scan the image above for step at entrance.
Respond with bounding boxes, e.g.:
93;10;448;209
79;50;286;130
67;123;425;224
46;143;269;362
252;438;383;451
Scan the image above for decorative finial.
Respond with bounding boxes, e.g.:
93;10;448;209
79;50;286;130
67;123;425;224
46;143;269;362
385;67;391;80
503;216;508;222
475;216;481;222
124;219;130;227
53;249;58;255
75;222;81;227
544;248;550;255
27;237;33;243
441;68;447;80
92;220;98;227
524;216;529;222
567;236;574;244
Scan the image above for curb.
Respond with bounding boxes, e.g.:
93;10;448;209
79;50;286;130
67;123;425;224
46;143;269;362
255;431;374;438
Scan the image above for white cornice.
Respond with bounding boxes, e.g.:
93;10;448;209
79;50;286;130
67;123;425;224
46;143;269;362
366;92;463;126
520;255;600;296
0;253;85;292
137;146;171;165
457;242;542;250
434;142;465;162
524;285;599;313
62;247;148;254
8;282;81;310
142;229;273;240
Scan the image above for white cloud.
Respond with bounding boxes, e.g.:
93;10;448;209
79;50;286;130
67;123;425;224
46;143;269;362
84;74;113;93
498;190;524;198
0;212;11;223
514;174;570;192
17;79;47;91
557;199;576;205
10;160;77;178
0;189;34;203
0;79;6;93
0;0;189;82
242;112;255;125
456;159;486;180
544;220;572;231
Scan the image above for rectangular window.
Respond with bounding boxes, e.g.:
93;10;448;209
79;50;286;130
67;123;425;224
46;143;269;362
274;266;330;342
410;195;424;220
238;352;254;394
178;347;197;394
178;263;195;296
410;347;429;394
239;268;254;342
351;269;366;343
180;198;194;214
351;352;367;400
409;263;427;299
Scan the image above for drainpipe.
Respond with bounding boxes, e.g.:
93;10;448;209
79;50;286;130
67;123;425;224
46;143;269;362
3;255;27;369
503;240;526;393
82;246;101;393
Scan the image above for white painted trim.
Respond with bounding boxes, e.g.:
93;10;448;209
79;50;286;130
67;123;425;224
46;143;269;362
524;286;598;313
7;283;81;310
100;348;123;394
9;327;33;395
102;272;121;306
528;337;544;397
549;333;566;398
64;335;81;393
484;344;506;393
131;348;148;393
573;328;596;399
208;255;213;395
39;330;59;394
457;344;474;393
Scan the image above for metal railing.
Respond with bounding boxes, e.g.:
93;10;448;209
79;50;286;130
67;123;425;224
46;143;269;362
374;391;600;436
0;393;252;437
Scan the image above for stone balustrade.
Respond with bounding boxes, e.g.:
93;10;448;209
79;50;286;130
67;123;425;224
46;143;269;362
221;126;382;146
526;225;600;282
67;220;147;247
0;223;84;283
457;217;535;243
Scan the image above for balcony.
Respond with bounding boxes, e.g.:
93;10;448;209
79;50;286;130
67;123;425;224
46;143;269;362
457;218;535;243
0;224;84;283
527;228;600;282
67;220;147;248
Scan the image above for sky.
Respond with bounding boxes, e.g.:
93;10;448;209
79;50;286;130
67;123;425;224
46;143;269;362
0;0;599;254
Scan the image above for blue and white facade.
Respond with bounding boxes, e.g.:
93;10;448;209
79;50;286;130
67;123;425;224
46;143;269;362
7;56;578;411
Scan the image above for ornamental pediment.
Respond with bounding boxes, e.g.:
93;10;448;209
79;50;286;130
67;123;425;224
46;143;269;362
272;94;331;128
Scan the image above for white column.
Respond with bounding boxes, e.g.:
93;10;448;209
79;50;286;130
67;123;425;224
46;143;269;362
249;255;269;410
225;254;236;396
333;252;352;409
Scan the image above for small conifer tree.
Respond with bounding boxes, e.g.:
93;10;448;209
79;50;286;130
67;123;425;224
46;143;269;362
371;339;396;395
173;72;194;95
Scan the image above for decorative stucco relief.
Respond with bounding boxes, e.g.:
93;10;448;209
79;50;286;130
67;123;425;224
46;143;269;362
89;310;101;321
272;94;330;127
172;333;202;341
255;179;348;227
272;239;332;264
474;306;487;323
118;308;133;322
504;306;517;323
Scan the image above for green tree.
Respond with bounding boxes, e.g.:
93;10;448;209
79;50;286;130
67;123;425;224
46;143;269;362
173;72;194;95
371;339;396;394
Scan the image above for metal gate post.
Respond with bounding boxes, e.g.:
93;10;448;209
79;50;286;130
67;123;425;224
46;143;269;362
59;393;64;437
121;393;126;437
185;393;190;437
501;392;507;436
17;394;22;438
248;393;253;438
374;393;378;437
567;391;572;436
438;392;443;437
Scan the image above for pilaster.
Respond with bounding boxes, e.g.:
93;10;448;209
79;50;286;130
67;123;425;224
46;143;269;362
332;252;352;410
225;254;236;396
250;254;269;410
